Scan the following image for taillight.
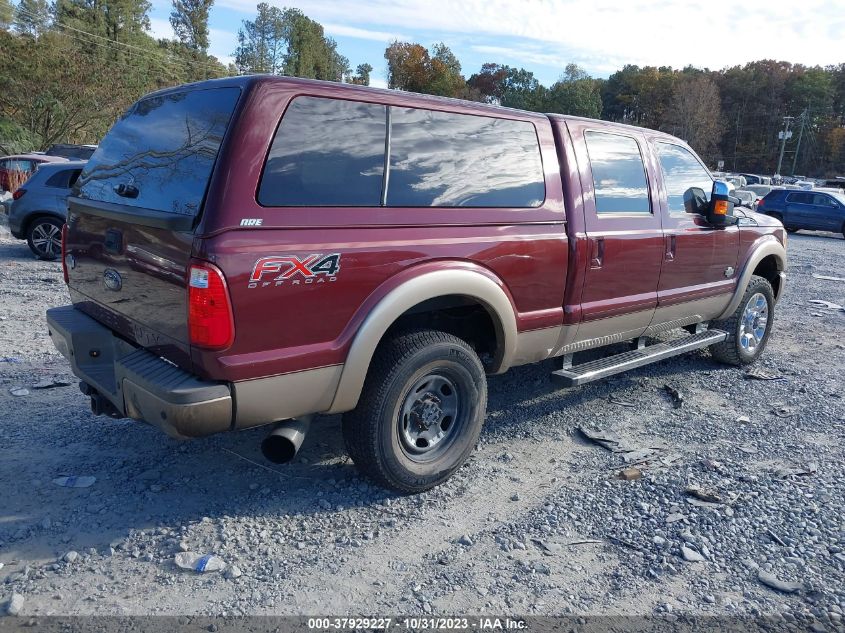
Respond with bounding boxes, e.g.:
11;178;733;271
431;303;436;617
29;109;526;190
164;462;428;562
61;223;69;284
188;262;234;349
12;188;26;200
757;198;764;209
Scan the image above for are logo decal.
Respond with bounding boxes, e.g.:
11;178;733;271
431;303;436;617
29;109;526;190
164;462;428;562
248;254;341;288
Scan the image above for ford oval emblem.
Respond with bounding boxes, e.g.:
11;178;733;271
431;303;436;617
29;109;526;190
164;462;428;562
103;268;122;291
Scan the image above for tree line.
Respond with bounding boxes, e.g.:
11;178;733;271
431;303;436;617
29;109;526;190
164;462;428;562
1;0;842;176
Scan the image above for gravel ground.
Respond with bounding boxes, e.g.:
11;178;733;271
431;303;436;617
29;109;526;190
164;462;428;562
0;219;843;626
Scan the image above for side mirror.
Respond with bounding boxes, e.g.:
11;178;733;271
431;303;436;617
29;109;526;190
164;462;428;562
683;187;708;215
706;181;738;226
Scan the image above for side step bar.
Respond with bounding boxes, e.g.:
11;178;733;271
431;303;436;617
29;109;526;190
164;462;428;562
551;330;727;387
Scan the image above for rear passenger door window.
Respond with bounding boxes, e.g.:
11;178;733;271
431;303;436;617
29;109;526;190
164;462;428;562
584;132;650;213
259;97;386;207
786;192;813;205
387;108;544;207
45;170;72;188
655;142;713;213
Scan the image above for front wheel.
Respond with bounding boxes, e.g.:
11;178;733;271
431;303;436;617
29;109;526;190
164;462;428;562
342;329;487;493
26;216;63;261
710;275;775;366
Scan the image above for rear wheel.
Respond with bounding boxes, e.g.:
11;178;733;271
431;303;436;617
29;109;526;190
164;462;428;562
342;329;487;493
26;216;63;261
710;275;775;366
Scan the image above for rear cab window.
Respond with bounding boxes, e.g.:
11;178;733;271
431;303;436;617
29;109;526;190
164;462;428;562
76;87;240;218
258;95;545;209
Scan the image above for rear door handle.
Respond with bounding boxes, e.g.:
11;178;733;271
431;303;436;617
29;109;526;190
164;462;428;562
590;237;605;269
665;235;676;261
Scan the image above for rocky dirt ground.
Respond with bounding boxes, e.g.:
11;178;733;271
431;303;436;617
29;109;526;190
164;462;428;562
0;220;843;628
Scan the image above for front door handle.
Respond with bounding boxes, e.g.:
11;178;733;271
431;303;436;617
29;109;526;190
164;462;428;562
590;237;605;269
665;235;676;261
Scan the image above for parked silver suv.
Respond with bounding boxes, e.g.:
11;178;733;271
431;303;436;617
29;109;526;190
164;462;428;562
6;161;85;260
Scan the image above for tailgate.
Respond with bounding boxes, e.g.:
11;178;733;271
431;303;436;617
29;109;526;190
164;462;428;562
64;86;241;370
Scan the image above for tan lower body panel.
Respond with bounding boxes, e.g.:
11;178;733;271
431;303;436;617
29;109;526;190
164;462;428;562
123;379;232;440
232;364;343;430
512;294;732;365
645;294;731;335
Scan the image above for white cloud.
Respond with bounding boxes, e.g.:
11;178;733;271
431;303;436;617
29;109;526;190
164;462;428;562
369;77;388;89
323;23;409;42
211;0;845;73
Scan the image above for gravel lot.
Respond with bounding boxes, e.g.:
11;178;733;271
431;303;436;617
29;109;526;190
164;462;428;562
0;220;843;626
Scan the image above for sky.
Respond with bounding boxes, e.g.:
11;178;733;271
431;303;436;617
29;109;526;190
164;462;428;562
145;0;845;87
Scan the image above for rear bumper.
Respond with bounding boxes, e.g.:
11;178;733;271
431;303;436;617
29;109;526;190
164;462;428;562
46;305;232;438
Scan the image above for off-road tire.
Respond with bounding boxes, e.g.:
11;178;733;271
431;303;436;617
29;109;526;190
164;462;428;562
710;275;775;366
26;216;63;261
342;329;487;494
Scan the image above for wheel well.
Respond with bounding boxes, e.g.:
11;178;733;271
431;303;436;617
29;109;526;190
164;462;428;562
384;295;500;368
23;213;63;236
753;255;782;298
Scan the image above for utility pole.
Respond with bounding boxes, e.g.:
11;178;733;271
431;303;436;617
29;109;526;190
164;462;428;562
790;108;808;176
775;115;793;176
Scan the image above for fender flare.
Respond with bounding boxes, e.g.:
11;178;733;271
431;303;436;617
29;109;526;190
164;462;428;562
715;237;787;321
326;268;518;414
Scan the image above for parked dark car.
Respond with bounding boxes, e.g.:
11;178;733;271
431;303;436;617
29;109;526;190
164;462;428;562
45;77;787;493
757;189;845;237
7;161;85;259
45;143;98;160
0;154;68;192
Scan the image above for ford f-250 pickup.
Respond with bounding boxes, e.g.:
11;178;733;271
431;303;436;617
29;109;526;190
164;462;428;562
46;76;787;493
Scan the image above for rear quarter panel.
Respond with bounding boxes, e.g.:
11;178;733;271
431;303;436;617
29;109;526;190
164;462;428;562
194;81;569;382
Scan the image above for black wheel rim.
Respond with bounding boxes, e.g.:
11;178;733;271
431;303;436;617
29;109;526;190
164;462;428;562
398;369;465;463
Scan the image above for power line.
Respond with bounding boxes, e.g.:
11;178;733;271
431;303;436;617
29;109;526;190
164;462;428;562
13;4;234;77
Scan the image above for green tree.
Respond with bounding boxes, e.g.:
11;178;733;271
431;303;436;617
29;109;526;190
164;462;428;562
349;62;372;85
0;0;13;29
234;2;285;74
55;0;152;44
14;0;52;36
280;7;348;80
170;0;213;53
544;63;602;118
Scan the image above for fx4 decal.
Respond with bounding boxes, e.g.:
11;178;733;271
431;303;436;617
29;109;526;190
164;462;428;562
248;254;341;288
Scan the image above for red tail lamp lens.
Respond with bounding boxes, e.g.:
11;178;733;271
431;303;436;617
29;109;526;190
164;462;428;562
188;263;234;349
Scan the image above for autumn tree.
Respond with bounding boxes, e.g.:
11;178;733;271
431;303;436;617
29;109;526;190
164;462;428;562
467;63;541;109
666;73;722;161
384;40;465;97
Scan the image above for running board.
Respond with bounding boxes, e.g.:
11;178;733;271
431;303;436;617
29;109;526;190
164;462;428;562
551;330;727;387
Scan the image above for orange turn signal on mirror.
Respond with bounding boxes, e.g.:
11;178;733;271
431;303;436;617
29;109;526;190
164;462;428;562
713;200;729;215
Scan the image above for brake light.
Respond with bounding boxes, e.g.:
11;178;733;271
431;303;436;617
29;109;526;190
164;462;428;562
757;198;763;209
188;262;234;349
12;188;26;200
61;223;69;284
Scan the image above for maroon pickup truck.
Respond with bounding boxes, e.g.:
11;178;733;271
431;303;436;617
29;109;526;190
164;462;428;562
47;76;787;493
